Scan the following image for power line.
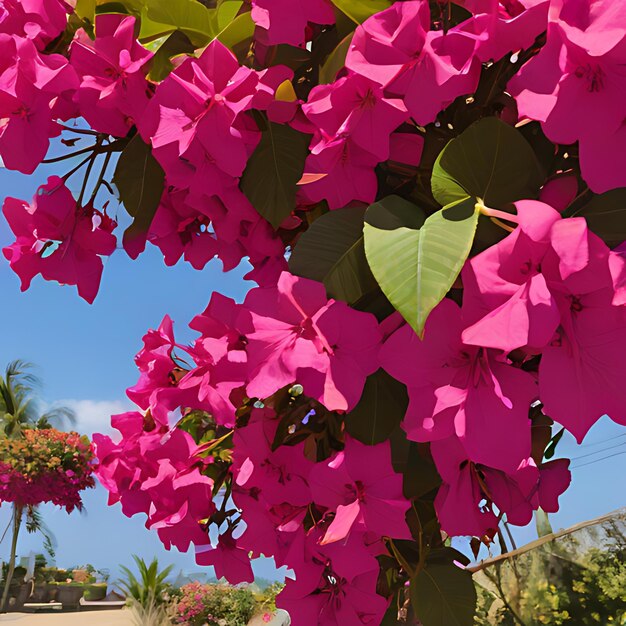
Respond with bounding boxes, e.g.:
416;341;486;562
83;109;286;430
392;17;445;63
570;450;626;470
570;440;626;461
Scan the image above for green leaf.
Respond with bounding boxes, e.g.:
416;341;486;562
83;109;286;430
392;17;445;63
241;121;311;229
544;426;565;460
213;0;244;30
364;196;478;336
215;11;255;50
410;563;477;626
75;0;96;22
289;206;378;304
344;369;409;445
148;31;195;81
113;135;165;243
143;0;215;46
571;188;626;245
331;0;392;24
319;33;354;84
432;117;543;208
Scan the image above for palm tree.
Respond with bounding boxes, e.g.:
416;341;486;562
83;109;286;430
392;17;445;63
0;360;76;437
0;360;76;611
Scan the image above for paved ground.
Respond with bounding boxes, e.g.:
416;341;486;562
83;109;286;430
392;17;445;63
0;610;133;625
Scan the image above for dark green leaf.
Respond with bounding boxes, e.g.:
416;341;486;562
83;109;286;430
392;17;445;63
241;121;311;229
344;369;408;445
432;117;543;208
544;427;565;460
148;31;195;81
289;206;378;304
366;195;427;230
113;135;165;244
571;188;626;245
364;196;478;336
411;563;477;626
402;443;442;500
330;0;392;24
319;33;353;84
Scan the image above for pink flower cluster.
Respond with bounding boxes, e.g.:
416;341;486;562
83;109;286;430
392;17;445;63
0;429;95;513
93;411;215;554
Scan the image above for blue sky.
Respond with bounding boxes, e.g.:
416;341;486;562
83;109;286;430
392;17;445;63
0;156;625;583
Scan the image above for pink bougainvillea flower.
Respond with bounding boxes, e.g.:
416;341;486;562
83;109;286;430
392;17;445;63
2;176;116;303
0;35;78;173
309;436;410;543
431;436;569;537
244;272;381;411
381;299;536;472
453;0;549;63
303;73;408;161
139;40;290;203
539;172;579;213
94;411;215;552
345;1;481;125
251;0;335;46
388;132;424;168
233;415;314;506
461;201;562;353
538;221;626;441
298;138;379;209
509;12;626;192
609;241;626;306
0;0;70;49
195;529;254;584
70;14;153;137
126;316;207;426
277;548;388;626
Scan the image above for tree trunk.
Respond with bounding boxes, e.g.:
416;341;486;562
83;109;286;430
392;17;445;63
1;504;23;612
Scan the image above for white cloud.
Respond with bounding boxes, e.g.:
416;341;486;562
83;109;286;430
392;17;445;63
57;399;132;435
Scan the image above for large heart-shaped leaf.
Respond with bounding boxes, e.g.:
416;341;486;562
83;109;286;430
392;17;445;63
241;121;311;229
344;369;408;445
331;0;392;24
216;11;255;50
364;196;478;336
113;135;165;254
410;563;477;626
432;117;543;208
289;206;378;304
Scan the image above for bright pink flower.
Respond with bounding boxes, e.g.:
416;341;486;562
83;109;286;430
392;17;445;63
431;436;569;537
0;35;78;173
538;221;626;441
461;201;562;353
126;316;206;426
252;0;335;46
94;411;215;552
70;14;153;137
539;172;579;213
453;0;549;63
244;272;381;411
0;0;70;49
298;138;378;209
2;176;116;303
509;7;626;192
195;529;254;584
380;299;536;473
277;559;388;626
233;414;314;506
303;73;408;161
345;1;481;125
139;40;289;203
309;437;410;543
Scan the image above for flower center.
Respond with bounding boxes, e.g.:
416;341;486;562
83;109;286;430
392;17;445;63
574;63;605;92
